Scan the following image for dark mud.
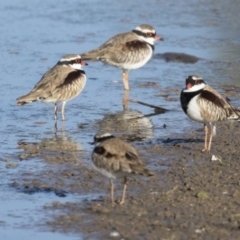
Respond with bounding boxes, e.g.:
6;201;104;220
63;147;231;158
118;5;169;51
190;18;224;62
11;117;240;239
154;52;200;64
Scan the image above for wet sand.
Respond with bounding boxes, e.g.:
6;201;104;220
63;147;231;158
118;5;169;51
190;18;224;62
12;114;240;239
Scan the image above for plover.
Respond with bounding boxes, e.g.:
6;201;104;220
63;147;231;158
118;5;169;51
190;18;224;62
81;24;163;91
17;54;88;120
180;75;240;152
91;132;153;206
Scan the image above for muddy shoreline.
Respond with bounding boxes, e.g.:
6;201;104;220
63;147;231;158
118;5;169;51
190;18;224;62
11;118;240;239
2;0;240;239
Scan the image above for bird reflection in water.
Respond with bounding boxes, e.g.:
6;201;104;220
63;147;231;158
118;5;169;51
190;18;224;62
18;123;84;165
94;108;165;142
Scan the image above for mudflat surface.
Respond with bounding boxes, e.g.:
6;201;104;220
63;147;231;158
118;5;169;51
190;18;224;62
1;0;240;239
12;119;240;240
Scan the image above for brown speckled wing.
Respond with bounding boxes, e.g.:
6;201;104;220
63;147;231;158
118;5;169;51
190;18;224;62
124;40;150;51
200;90;225;108
197;85;239;122
125;151;139;161
57;70;83;89
100;40;151;66
81;31;152;64
92;138;153;176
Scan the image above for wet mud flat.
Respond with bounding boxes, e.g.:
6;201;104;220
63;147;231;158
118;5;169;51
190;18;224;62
11;117;240;240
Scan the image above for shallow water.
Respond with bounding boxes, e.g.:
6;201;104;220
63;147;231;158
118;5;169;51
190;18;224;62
1;0;240;239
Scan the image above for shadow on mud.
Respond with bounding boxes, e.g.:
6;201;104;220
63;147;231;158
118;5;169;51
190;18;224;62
138;137;204;147
10;182;68;197
154;52;200;63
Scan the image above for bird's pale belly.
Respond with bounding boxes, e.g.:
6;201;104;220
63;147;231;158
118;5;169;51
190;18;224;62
187;96;205;123
116;50;153;70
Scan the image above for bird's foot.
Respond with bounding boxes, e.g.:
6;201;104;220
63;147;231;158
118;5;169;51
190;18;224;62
118;200;125;205
202;148;210;154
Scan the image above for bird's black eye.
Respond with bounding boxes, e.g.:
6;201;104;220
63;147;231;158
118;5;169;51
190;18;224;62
146;32;153;37
75;58;82;64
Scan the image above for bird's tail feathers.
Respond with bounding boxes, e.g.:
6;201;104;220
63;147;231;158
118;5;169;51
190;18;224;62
131;165;154;177
143;168;154;177
81;50;101;61
17;93;39;106
228;108;240;120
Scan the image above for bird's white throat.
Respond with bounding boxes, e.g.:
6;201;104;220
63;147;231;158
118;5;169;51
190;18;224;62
70;63;83;70
183;83;205;93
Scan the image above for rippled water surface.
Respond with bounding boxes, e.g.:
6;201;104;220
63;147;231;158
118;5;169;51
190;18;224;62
1;0;240;239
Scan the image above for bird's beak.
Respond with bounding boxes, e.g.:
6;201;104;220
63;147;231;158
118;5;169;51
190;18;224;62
154;35;164;41
81;60;88;66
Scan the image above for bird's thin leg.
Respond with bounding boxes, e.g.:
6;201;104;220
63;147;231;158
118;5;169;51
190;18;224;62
207;123;214;153
202;124;208;152
122;71;129;91
61;120;65;136
122;90;129;110
119;177;128;205
110;179;115;207
61;102;66;121
54;103;58;120
54;119;58;133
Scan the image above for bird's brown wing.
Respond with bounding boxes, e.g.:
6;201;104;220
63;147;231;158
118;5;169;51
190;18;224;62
17;65;82;103
81;32;151;64
93;138;153;176
198;85;239;121
31;65;72;92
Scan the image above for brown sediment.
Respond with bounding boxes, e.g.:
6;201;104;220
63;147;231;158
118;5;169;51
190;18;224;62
11;119;240;239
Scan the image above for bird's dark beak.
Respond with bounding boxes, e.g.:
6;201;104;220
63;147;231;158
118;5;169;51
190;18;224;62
81;60;88;66
155;35;164;41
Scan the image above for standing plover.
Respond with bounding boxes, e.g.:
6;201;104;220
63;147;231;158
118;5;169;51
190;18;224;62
91;132;153;206
17;54;88;120
180;75;240;152
81;24;163;91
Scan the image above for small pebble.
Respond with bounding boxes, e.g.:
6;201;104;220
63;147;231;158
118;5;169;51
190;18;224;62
3;158;12;162
6;163;18;169
19;154;28;160
211;155;217;161
109;231;120;237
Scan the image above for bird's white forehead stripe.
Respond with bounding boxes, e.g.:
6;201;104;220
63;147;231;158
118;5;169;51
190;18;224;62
135;26;155;33
142;29;155;34
135;26;142;31
191;75;202;81
60;55;81;62
96;133;113;138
